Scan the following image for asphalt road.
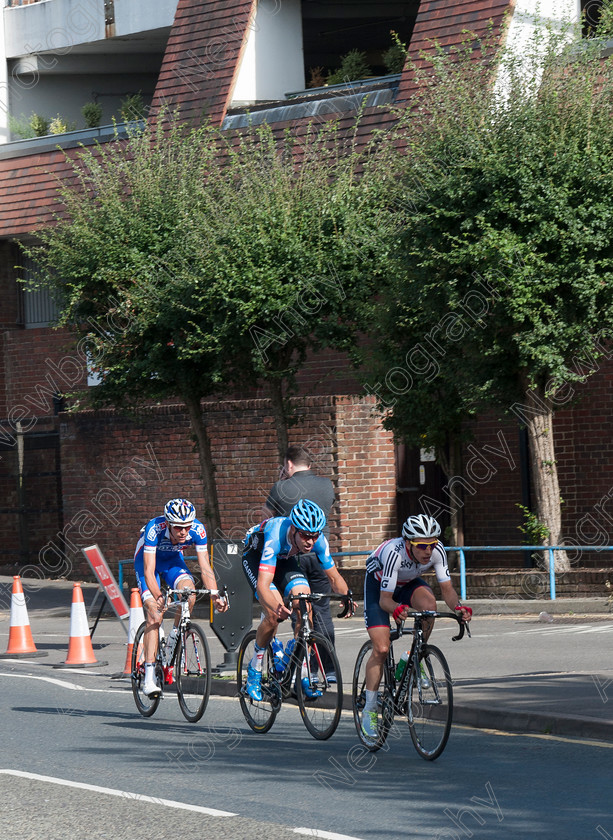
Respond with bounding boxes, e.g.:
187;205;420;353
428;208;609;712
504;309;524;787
1;658;612;840
1;590;613;839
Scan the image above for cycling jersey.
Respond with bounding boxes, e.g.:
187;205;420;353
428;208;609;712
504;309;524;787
366;537;450;592
135;515;208;562
134;516;208;599
244;517;335;573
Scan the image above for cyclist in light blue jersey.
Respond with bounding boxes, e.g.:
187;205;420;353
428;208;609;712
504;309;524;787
241;499;355;701
134;498;227;697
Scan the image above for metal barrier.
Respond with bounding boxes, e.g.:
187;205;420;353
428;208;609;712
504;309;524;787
449;545;613;602
120;545;608;603
118;559;132;593
332;547;611;602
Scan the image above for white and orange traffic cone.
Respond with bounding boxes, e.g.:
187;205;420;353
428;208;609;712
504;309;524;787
54;582;107;669
115;587;144;678
0;576;47;659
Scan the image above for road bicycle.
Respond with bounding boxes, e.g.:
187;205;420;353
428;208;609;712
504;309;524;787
236;592;352;740
131;586;225;723
352;610;470;760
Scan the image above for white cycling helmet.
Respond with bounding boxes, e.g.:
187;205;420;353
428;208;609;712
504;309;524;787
402;514;441;540
164;498;196;525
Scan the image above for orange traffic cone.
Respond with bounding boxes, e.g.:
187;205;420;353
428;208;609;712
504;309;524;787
0;576;47;659
54;582;107;669
115;588;144;678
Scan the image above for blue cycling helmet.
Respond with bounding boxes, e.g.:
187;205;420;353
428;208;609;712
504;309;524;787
164;498;196;525
290;499;326;534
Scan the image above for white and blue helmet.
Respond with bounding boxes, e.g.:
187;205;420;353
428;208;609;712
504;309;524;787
164;498;196;525
290;499;326;533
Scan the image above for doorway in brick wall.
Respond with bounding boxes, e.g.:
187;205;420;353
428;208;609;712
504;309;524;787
395;443;450;537
0;426;63;572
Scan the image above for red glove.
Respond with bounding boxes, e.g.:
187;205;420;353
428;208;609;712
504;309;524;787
393;604;407;623
455;604;473;618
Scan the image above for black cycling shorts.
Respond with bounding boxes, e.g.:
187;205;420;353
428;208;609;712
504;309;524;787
242;548;309;600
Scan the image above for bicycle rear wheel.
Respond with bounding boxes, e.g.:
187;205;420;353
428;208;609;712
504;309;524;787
352;640;394;751
176;622;211;723
131;622;162;718
295;632;342;740
237;630;280;734
407;644;453;760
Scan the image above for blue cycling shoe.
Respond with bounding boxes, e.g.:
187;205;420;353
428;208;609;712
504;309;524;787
301;677;322;699
245;664;263;701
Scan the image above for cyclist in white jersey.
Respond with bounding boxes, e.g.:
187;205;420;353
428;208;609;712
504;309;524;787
361;514;472;738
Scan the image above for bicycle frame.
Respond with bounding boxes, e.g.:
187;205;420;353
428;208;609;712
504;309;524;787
131;585;225;722
237;591;347;739
352;609;470;759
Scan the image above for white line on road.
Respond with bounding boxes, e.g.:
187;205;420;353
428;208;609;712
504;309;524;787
0;769;237;817
294;829;365;840
0;672;122;692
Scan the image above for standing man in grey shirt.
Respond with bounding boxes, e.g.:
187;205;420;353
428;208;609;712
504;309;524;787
266;445;337;675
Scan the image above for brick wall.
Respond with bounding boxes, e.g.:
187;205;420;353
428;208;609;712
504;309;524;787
460;364;613;569
53;394;397;579
336;396;397;560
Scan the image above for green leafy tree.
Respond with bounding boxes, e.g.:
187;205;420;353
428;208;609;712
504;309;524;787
22;112;392;531
185;120;393;456
366;22;613;566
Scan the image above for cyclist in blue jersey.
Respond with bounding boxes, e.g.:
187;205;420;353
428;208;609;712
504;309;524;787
360;514;472;738
134;498;227;697
241;499;355;701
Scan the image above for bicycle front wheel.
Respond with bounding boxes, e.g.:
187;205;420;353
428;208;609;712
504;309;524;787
407;644;453;760
295;632;343;740
236;630;280;734
352;640;394;751
131;622;162;718
176;623;211;723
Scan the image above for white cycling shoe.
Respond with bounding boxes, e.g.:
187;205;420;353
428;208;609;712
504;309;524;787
143;673;161;697
361;710;378;739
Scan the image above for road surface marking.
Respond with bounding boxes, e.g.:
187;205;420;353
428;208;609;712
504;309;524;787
0;672;121;692
0;769;237;816
294;829;365;840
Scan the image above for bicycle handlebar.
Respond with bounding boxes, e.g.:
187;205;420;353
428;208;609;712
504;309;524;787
162;585;229;607
283;591;356;618
391;610;471;642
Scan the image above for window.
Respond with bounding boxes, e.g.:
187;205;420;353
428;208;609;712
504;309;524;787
581;0;604;37
18;252;60;328
301;1;420;85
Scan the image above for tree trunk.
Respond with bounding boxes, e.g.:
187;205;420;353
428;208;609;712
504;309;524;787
521;384;570;572
182;390;222;537
268;377;289;460
437;436;464;571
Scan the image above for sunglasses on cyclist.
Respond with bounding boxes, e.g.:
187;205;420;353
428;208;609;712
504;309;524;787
297;530;320;541
409;540;438;550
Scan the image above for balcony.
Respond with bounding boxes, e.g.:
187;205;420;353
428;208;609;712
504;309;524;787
223;74;402;130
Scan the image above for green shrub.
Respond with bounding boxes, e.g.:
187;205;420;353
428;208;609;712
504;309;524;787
49;115;76;135
327;50;371;86
382;30;408;74
30;113;50;137
8;115;35;140
120;92;145;123
82;101;103;128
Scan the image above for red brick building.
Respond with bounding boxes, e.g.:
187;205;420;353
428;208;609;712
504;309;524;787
0;0;611;584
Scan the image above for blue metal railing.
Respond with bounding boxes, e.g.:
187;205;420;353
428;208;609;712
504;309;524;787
449;545;613;602
118;545;609;602
332;546;611;602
